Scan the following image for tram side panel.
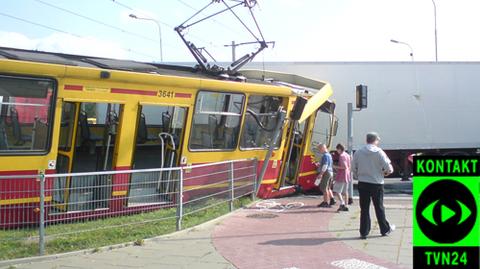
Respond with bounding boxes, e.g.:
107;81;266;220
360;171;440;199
1;51;321;227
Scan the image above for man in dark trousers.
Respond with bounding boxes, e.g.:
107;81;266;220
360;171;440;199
352;132;395;239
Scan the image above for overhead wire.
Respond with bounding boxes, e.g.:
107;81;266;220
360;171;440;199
3;0;264;62
176;0;267;53
110;0;175;29
32;0;181;50
221;0;260;42
0;12;81;37
109;0;219;48
175;0;246;37
32;0;158;44
0;11;157;60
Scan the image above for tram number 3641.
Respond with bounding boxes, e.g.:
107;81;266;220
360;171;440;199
158;90;175;98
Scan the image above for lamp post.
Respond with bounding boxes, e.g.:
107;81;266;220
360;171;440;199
390;39;414;61
129;14;163;62
431;0;438;62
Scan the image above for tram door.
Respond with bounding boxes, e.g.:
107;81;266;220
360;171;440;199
128;105;187;206
278;118;309;187
54;101;123;212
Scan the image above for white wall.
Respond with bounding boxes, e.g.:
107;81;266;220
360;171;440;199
245;62;480;150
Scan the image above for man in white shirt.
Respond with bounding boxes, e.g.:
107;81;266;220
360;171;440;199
351;132;395;239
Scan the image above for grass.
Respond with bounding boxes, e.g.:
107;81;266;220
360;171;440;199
0;196;253;261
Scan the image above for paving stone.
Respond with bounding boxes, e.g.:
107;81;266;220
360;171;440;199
328;199;413;268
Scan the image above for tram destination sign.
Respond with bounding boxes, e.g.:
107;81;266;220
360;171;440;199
413;156;480;268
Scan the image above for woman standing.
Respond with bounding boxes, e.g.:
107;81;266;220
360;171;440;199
333;143;351;211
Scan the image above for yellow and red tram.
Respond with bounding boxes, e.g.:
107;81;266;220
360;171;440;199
0;47;335;226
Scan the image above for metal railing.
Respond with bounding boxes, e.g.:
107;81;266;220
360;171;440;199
0;158;257;258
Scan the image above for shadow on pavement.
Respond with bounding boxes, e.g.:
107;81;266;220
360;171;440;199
244;204;340;214
259;235;384;246
281;209;343;214
160;225;410;244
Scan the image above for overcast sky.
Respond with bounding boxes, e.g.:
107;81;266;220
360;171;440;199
1;0;479;62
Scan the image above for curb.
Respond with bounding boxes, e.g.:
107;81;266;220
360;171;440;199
0;201;255;268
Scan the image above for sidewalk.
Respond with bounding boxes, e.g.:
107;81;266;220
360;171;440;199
1;196;412;269
1;218;235;269
329;199;413;268
213;197;412;269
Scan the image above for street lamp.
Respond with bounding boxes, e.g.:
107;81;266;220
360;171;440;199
390;39;414;61
129;14;163;62
431;0;438;62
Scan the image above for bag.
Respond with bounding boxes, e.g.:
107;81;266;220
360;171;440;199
314;176;322;186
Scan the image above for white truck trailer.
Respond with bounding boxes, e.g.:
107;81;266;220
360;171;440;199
244;62;480;178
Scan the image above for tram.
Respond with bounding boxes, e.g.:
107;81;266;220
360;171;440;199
0;47;336;225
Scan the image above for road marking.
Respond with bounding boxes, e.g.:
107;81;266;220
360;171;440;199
331;258;388;269
255;200;304;213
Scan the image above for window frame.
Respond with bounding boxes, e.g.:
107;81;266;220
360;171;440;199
311;109;334;146
188;90;245;152
239;95;284;151
58;101;77;152
0;73;57;156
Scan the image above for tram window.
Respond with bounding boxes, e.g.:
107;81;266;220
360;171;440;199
83;103;98;124
189;91;244;150
171;108;186;139
295;120;306;145
240;95;282;149
0;75;55;153
312;110;333;146
58;102;76;151
135;105;187;146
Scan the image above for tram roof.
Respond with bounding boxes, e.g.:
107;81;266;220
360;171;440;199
0;47;278;86
0;47;335;100
0;47;211;77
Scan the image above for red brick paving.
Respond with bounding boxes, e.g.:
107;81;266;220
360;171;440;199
213;198;408;269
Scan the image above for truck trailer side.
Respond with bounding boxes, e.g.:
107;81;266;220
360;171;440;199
245;62;480;179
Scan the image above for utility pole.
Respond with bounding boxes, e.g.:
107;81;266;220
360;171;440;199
347;103;354;155
347;85;368;154
224;41;238;62
432;0;438;61
230;41;236;62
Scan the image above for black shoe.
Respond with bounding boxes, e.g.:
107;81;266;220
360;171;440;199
317;201;327;207
348;198;354;205
337;205;349;212
382;224;396;236
330;198;336;206
317;201;331;208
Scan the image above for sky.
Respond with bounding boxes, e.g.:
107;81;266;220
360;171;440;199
0;0;479;63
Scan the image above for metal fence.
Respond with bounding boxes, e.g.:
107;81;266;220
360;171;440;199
0;158;257;258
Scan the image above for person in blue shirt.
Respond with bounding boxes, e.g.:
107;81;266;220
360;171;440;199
315;143;335;207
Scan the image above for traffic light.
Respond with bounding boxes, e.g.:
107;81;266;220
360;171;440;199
356;84;368;109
